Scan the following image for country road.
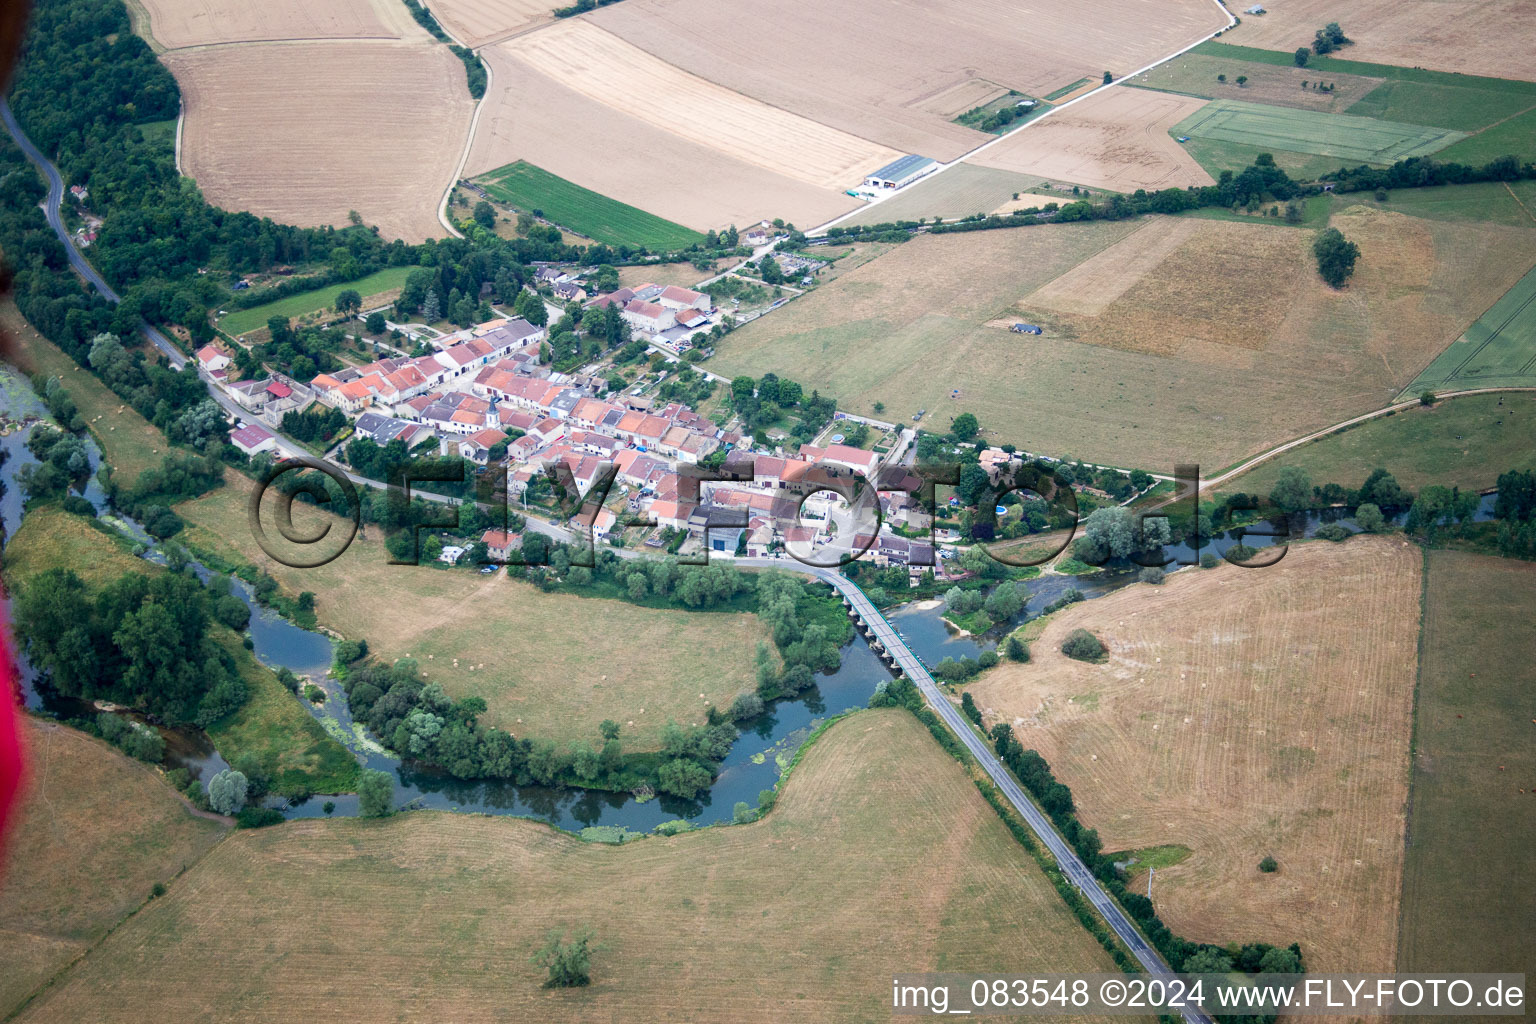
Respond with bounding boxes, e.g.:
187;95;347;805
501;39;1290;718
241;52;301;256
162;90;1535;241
2;99;187;370
736;555;1214;1024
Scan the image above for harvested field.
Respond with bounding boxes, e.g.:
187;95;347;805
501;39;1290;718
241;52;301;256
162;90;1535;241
716;207;1536;468
1024;217;1203;317
466;44;859;232
13;711;1129;1024
1221;393;1536;496
589;0;1229;161
1126;52;1382;112
134;0;419;50
966;537;1423;972
427;0;551;47
1172;98;1465;165
168;41;474;243
970;88;1215;193
0;719;226;1018
841;164;1046;228
174;478;769;750
506;21;899;192
1222;0;1536;83
1399;552;1536;978
618;261;711;289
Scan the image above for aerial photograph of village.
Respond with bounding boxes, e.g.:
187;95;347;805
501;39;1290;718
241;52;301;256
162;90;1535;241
0;0;1530;1019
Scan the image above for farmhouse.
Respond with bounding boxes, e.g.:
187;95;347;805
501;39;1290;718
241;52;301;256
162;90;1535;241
622;299;677;333
195;344;232;374
863;154;937;190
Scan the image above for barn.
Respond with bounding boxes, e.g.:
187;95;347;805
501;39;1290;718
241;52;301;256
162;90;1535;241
864;154;937;190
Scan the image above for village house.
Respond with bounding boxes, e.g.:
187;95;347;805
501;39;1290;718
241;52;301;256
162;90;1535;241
453;426;508;464
195;344;232;375
621;299;676;334
229;422;278;456
657;285;712;312
480;529;520;561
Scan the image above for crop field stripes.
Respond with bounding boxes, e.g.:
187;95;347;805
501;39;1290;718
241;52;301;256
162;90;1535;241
1173;98;1466;164
1406;263;1536;394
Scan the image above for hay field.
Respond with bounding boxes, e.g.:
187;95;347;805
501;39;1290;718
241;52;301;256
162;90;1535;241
14;711;1129;1024
841;164;1045;227
970;88;1215;193
0;720;227;1017
589;0;1229;161
1024;217;1203;317
966;537;1422;972
168;41;474;243
1399;552;1536;979
1126;53;1383;112
714;208;1536;468
507;21;899;191
1224;0;1536;83
174;478;768;750
428;0;551;47
133;0;420;49
466;44;860;231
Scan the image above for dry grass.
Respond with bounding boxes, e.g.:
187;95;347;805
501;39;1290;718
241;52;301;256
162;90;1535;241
965;537;1422;973
970;88;1215;193
715;207;1536;468
618;261;712;289
2;505;149;590
506;21;900;191
589;0;1229;161
168;40;474;243
0;720;227;1018
427;0;551;47
174;478;768;750
14;711;1129;1024
841;163;1047;228
1398;551;1536;977
466;44;860;232
1;301;167;487
1125;53;1383;113
1223;0;1536;83
134;0;420;49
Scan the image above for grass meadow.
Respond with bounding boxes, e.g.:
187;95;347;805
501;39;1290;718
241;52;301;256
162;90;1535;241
1172;98;1465;164
1223;392;1536;496
477;160;703;250
219;266;415;337
1398;552;1536;979
10;711;1133;1024
3;302;167;487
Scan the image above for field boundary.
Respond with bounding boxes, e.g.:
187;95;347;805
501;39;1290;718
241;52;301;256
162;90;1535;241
808;0;1236;235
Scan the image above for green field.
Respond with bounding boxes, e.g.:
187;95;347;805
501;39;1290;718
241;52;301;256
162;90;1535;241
1173;98;1465;165
1438;107;1536;167
1406;262;1536;394
1346;78;1536;135
1044;77;1090;101
219;266;415;337
1177;136;1345;181
1348;181;1536;227
1398;551;1536;982
476;160;703;250
1221;393;1536;495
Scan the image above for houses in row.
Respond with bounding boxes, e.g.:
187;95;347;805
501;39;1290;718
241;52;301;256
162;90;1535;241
585;282;715;350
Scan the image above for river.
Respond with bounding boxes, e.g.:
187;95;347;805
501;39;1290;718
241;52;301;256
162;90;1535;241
0;365;1499;831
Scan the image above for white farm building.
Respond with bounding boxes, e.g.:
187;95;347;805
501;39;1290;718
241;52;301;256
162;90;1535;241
864;154;937;190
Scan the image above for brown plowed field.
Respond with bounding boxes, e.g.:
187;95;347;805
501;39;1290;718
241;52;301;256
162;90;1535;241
1225;0;1536;83
966;537;1422;973
134;0;421;50
588;0;1231;160
0;720;227;1017
167;41;475;243
971;87;1215;193
14;712;1129;1024
426;0;552;47
466;42;861;231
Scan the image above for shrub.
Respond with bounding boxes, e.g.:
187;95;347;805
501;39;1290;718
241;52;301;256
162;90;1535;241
1314;523;1350;542
304;683;326;703
1355;502;1386;533
1005;635;1030;662
961;691;983;726
1259;856;1279;873
1061;628;1106;662
1137;566;1166;585
357;768;394;818
235;807;285;829
1199;551;1220;569
533;928;595;988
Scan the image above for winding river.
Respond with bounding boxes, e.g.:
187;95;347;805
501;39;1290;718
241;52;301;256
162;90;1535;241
1;365;1499;831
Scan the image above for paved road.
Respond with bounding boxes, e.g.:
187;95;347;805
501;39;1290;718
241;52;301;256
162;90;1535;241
734;556;1213;1024
2;100;187;369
